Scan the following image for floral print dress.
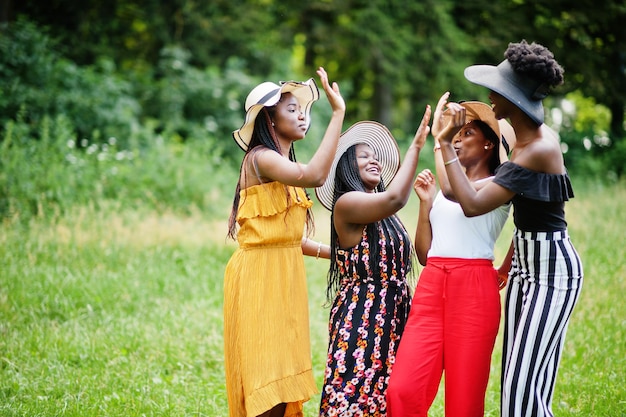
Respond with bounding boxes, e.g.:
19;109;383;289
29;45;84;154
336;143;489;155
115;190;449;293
320;217;412;417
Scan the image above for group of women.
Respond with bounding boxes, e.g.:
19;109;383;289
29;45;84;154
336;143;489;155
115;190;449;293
223;40;583;417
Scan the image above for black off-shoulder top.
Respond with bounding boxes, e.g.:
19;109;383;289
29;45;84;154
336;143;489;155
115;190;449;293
493;162;575;232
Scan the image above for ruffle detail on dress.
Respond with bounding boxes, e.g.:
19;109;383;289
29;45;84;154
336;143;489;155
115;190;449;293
237;182;313;220
246;369;318;417
494;162;575;202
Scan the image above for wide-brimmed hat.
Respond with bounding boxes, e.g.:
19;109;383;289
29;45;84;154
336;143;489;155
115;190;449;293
443;101;516;161
315;121;400;211
232;78;320;151
464;59;547;124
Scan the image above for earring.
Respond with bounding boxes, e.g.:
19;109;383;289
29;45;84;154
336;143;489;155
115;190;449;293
272;122;275;127
484;145;489;149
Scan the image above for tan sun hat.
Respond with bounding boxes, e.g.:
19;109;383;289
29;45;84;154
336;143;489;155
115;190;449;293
232;78;320;151
315;121;400;211
443;101;516;162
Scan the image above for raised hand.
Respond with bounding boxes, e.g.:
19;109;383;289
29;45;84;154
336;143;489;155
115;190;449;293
413;169;436;202
411;105;432;151
316;67;345;114
431;91;450;139
435;101;465;145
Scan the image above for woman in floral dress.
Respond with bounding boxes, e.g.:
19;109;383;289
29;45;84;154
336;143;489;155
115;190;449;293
315;112;431;417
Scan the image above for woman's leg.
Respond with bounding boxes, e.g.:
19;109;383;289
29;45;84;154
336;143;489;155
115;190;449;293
444;261;501;417
387;264;446;417
257;403;286;417
501;231;583;417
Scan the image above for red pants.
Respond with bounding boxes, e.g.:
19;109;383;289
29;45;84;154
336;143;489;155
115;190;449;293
387;257;501;417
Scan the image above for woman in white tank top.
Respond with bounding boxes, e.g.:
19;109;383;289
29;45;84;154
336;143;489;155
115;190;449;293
387;96;514;417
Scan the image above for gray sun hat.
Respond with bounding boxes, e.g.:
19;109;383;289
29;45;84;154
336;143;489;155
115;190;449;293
232;78;320;151
315;121;400;211
464;59;549;125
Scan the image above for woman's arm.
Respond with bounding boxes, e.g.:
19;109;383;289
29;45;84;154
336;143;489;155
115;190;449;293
301;237;331;259
334;105;432;226
413;169;436;265
437;102;514;216
431;92;455;198
497;239;514;290
258;67;345;188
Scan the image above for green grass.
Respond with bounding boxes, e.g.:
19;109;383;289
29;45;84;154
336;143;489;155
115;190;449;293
1;181;625;416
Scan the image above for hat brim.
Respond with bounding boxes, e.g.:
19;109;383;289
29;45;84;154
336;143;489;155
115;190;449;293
444;101;502;139
315;121;400;211
232;78;320;151
443;101;516;163
464;60;545;125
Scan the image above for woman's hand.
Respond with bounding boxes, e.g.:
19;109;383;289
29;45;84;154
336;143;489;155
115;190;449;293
317;67;345;114
410;105;432;151
497;269;508;290
436;101;465;145
413;169;437;202
430;91;450;139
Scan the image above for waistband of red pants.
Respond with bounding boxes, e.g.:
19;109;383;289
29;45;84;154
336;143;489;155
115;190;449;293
426;257;494;269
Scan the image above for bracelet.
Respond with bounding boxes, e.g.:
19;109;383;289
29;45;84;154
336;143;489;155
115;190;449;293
316;242;322;259
444;157;459;166
433;143;441;152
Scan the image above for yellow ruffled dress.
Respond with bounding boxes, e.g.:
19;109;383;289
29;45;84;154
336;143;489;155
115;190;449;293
223;181;318;417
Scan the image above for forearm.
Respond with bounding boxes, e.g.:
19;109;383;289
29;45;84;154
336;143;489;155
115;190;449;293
497;240;514;274
433;145;453;197
414;201;433;265
304;109;345;184
301;237;331;259
439;142;480;213
386;145;422;206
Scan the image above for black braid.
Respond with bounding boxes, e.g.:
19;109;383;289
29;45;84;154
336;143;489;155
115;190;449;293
325;144;414;301
228;104;314;240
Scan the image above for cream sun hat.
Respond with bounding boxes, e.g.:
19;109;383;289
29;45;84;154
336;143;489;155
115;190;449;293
315;121;400;211
232;78;320;151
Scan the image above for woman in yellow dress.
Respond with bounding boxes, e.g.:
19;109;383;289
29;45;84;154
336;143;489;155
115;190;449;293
224;67;345;417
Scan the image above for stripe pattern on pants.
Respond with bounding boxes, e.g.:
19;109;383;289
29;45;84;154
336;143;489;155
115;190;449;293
501;229;583;417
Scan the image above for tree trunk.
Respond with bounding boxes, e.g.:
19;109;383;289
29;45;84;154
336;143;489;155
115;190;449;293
1;0;14;24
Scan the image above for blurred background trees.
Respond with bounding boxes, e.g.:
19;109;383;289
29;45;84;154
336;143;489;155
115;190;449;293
1;0;625;221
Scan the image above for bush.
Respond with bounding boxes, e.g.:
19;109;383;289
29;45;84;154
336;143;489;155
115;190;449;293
0;114;234;223
0;18;141;144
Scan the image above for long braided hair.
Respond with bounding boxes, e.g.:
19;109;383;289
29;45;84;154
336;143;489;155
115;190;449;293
325;144;414;301
227;103;314;240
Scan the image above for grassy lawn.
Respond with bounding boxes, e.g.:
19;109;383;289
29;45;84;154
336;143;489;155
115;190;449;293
1;181;625;416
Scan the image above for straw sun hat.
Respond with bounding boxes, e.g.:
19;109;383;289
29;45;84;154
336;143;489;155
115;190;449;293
442;101;516;163
232;78;320;151
315;121;400;211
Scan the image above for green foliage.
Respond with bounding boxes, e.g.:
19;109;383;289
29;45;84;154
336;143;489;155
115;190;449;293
552;92;624;180
0;113;230;223
0;215;230;415
0;18;141;143
0;179;624;416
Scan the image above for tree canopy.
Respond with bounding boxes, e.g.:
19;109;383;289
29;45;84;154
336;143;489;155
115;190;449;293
1;0;625;173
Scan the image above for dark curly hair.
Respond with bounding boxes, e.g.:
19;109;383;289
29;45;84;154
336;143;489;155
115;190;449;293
505;40;564;89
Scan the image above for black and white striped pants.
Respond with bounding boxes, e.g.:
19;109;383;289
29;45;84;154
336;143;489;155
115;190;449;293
501;229;583;417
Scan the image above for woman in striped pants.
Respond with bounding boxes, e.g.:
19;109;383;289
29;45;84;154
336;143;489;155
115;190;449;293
436;39;583;417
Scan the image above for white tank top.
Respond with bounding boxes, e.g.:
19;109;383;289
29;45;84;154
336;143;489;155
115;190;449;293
427;186;511;260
